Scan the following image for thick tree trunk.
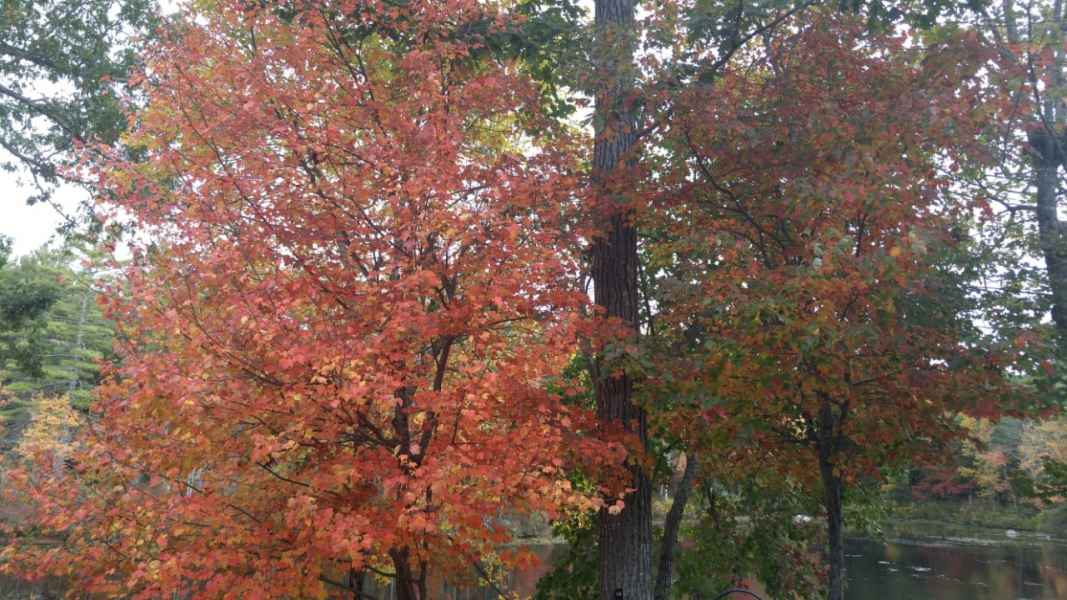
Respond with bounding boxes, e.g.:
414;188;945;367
818;446;845;600
1032;134;1067;339
591;1;652;599
654;453;697;600
1034;1;1067;344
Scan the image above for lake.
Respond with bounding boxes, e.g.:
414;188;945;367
843;537;1067;600
355;537;1067;599
5;537;1067;598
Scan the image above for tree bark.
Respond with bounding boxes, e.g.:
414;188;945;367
591;1;653;599
818;442;845;600
390;548;426;600
1032;0;1067;344
654;453;697;600
1033;142;1067;339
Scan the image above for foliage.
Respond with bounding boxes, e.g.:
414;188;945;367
1;1;617;597
0;0;158;205
532;509;598;600
0;238;61;380
641;9;1023;599
0;243;114;437
880;497;1042;540
12;393;80;463
672;475;823;600
2;2;1060;600
910;416;1067;507
0;246;114;407
651;5;1015;490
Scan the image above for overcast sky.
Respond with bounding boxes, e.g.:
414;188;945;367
0;174;83;258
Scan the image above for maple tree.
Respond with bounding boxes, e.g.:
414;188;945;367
1;1;615;598
575;3;995;597
0;2;1049;599
644;12;1023;600
582;2;831;596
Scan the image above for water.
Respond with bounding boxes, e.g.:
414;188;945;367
360;538;1067;599
844;537;1067;600
4;538;1066;598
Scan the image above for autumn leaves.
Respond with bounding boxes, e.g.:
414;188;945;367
0;2;1035;600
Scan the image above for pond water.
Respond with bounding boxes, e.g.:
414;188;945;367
843;537;1067;600
356;537;1067;599
4;537;1067;598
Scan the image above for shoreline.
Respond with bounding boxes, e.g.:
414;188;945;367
850;525;1067;549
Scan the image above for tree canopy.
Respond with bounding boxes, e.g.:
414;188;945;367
0;2;1063;600
0;0;156;206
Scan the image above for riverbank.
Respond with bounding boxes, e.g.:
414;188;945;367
866;499;1067;548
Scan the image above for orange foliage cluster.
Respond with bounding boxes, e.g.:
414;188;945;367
1;1;614;597
0;4;1037;600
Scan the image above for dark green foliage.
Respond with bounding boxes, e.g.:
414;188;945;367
672;476;823;600
0;241;114;414
838;0;990;29
533;513;598;600
493;0;588;120
535;473;826;599
1029;457;1067;501
0;0;157;204
0;236;62;377
680;0;990;43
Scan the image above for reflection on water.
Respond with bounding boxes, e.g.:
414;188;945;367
360;539;1067;599
8;538;1062;599
845;537;1067;600
421;539;1067;600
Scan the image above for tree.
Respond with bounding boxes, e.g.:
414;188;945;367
2;3;1038;599
0;0;157;206
585;2;831;597
2;1;611;597
586;2;655;599
0;245;115;405
0;237;62;380
958;0;1067;355
670;472;823;600
649;12;1020;600
0;242;114;457
580;3;992;598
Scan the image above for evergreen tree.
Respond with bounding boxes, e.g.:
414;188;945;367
0;241;114;449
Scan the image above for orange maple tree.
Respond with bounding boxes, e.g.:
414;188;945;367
646;13;1023;600
1;1;611;598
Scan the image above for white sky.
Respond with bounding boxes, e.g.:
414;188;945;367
0;175;83;258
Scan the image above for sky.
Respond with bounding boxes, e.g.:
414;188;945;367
0;175;83;258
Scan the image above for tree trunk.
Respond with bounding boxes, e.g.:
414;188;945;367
390;548;425;600
1033;133;1067;340
591;1;652;599
348;568;369;600
654;453;697;600
1034;0;1067;344
818;447;845;600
